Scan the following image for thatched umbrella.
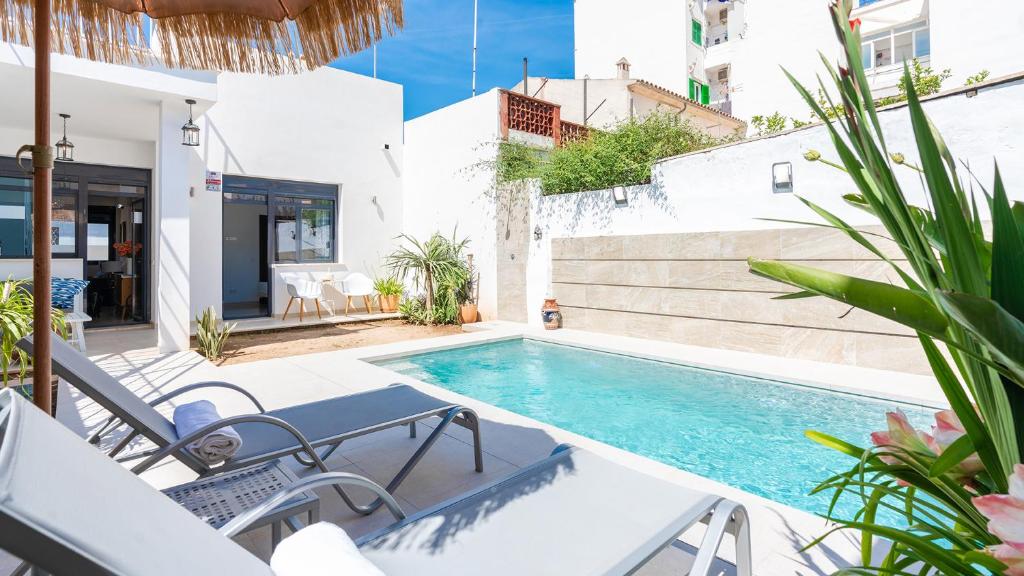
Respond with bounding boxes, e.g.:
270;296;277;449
1;0;402;413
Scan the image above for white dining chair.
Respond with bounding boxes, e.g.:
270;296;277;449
341;272;375;315
279;272;326;321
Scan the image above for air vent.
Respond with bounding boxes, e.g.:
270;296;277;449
717;68;729;82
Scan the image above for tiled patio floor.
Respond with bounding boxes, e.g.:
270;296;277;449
2;323;941;574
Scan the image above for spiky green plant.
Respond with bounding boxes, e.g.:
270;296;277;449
372;276;404;297
195;306;235;360
746;1;1024;573
0;278;67;387
386;230;470;325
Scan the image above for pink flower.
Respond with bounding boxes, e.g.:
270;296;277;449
975;465;1024;574
870;409;984;484
931;409;984;481
975;465;1024;547
990;543;1024;576
871;410;935;463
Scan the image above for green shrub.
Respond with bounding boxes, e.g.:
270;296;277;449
195;306;235;360
495;112;729;196
750;112;788;136
0;278;67;387
387;231;470;325
373;276;403;297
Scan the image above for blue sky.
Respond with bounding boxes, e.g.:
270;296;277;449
330;0;575;120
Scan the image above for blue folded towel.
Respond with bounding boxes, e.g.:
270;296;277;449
172;400;243;465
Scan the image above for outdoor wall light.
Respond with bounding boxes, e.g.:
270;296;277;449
611;185;628;206
534;225;543;241
771;161;793;194
182;99;200;147
55;113;74;162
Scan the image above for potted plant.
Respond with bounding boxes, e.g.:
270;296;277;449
1;278;68;416
374;276;403;313
457;256;479;324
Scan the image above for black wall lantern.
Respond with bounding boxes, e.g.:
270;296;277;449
55;113;74;162
182;99;200;147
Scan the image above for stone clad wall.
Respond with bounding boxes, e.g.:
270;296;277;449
550;226;930;374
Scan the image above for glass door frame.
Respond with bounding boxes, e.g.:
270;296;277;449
0;156;153;324
221;184;273;320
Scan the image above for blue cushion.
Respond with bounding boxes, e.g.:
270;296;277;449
51;278;90;310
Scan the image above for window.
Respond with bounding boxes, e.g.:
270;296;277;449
688;78;710;105
0;176;78;258
691;19;702;45
873;36;892;67
0;176;30;257
861;22;930;70
273;204;297;262
914;27;930;57
225;176;337;265
87;223;110;261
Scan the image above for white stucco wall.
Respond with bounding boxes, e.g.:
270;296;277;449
401;90;501;320
522;76;1024;322
191;67;405;317
575;0;1024;125
575;0;703;97
0;46;214;350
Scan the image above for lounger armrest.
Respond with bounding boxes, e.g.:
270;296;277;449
129;414;317;475
145;381;267;413
691;499;752;576
87;382;265;448
220;472;407;538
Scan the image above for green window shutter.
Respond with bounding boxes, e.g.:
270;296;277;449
688;78;696;100
700;83;710;105
692;19;702;44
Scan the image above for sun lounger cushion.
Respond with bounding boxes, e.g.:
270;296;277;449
271;523;384;576
173;400;242;465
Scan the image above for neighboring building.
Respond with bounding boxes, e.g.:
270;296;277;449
0;42;404;352
509;60;746;138
575;0;1024;124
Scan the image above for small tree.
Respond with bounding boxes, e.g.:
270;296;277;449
750;112;789;136
387;231;470;323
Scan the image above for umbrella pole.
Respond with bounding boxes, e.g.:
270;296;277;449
32;0;53;414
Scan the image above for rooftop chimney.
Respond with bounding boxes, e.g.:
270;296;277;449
616;57;631;80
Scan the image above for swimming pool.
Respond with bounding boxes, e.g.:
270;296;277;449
377;338;932;519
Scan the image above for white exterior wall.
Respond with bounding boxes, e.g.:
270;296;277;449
522;77;1024;323
576;0;1024;126
1;44;215;351
708;0;837;123
575;0;704;97
1;44;404;348
191;68;405;318
401;91;501;321
929;2;1024;88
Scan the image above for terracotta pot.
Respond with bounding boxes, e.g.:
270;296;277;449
460;303;479;324
379;294;400;313
541;298;562;330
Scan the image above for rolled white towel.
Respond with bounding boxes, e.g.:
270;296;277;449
172;400;242;465
271;522;385;576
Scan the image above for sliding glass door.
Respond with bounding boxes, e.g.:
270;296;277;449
222;175;338;320
0;157;151;328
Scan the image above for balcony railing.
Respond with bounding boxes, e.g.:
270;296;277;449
500;90;590;147
559;120;589;145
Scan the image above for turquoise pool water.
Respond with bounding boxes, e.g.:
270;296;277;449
378;338;933;519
